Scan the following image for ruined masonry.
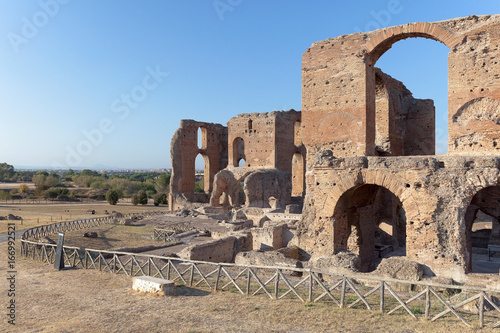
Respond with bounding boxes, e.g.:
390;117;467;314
169;15;500;281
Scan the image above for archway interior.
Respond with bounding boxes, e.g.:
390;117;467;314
465;186;500;274
194;153;206;194
233;137;246;167
333;184;406;272
373;37;449;155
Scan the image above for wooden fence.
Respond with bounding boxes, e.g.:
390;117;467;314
19;213;500;329
153;222;193;242
20;210;168;242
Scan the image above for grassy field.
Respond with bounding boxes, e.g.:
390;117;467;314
62;223;159;250
0;202;169;234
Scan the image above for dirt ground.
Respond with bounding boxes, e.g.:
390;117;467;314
1;241;496;333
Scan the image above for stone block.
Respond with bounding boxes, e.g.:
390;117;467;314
132;276;175;296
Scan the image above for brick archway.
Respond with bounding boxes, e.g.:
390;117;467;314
365;22;460;65
323;170;420;221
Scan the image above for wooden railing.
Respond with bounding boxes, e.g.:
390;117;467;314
20;210;168;242
153;222;193;242
20;239;500;329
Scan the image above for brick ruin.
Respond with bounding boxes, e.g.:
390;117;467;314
169;15;500;281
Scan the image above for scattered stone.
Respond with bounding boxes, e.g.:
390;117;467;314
235;250;301;270
373;257;424;281
310;251;360;273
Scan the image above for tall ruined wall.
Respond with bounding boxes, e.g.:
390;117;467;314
274;110;303;173
227;112;276;168
170;120;227;202
374;68;435;156
227;110;303;170
446;16;500;153
301;14;500;160
298;15;500;280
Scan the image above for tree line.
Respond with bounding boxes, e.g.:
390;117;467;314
0;163;170;206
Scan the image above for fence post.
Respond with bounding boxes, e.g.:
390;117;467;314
308;269;313;303
214;265;222;292
274;270;280;299
340;277;346;308
479;291;485;328
380;281;384;312
246;267;251;296
425;287;431;319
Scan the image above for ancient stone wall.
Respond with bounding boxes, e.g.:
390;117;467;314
227;110;303;170
301;15;500;159
170;120;227;204
299;15;500;280
374;68;435;156
297;154;500;280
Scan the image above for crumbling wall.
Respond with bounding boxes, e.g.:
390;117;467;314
374;68;435;156
301;15;499;159
298;15;500;280
170;120;227;208
227;110;305;171
297;154;500;280
244;169;291;209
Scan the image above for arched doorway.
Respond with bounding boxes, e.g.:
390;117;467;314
194;153;210;195
465;186;500;273
333;184;406;272
232;137;246;167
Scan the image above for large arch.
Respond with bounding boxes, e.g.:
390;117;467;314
365;23;457;156
462;184;500;274
332;183;406;272
365;22;460;65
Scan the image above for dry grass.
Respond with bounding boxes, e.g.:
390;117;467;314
0;202;168;234
1;241;496;333
62;223;157;250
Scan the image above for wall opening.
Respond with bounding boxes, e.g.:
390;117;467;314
233;137;246;167
333;184;406;272
465;186;500;274
194;154;205;193
238;158;246;167
294;120;302;146
373;38;449;155
197;127;202;149
248;119;253;130
291;152;304;197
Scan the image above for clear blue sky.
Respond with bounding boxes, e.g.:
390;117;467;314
0;1;498;170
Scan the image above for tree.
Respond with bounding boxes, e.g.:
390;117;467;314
0;163;15;182
0;190;12;201
137;190;148;205
131;193;139;205
155;173;171;193
106;189;120;205
18;184;30;194
154;192;167;206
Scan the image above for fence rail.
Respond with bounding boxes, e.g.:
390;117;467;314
21;210;168;242
153;222;193;242
19;212;500;329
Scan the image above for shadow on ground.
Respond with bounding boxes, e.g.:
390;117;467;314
174;285;211;296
